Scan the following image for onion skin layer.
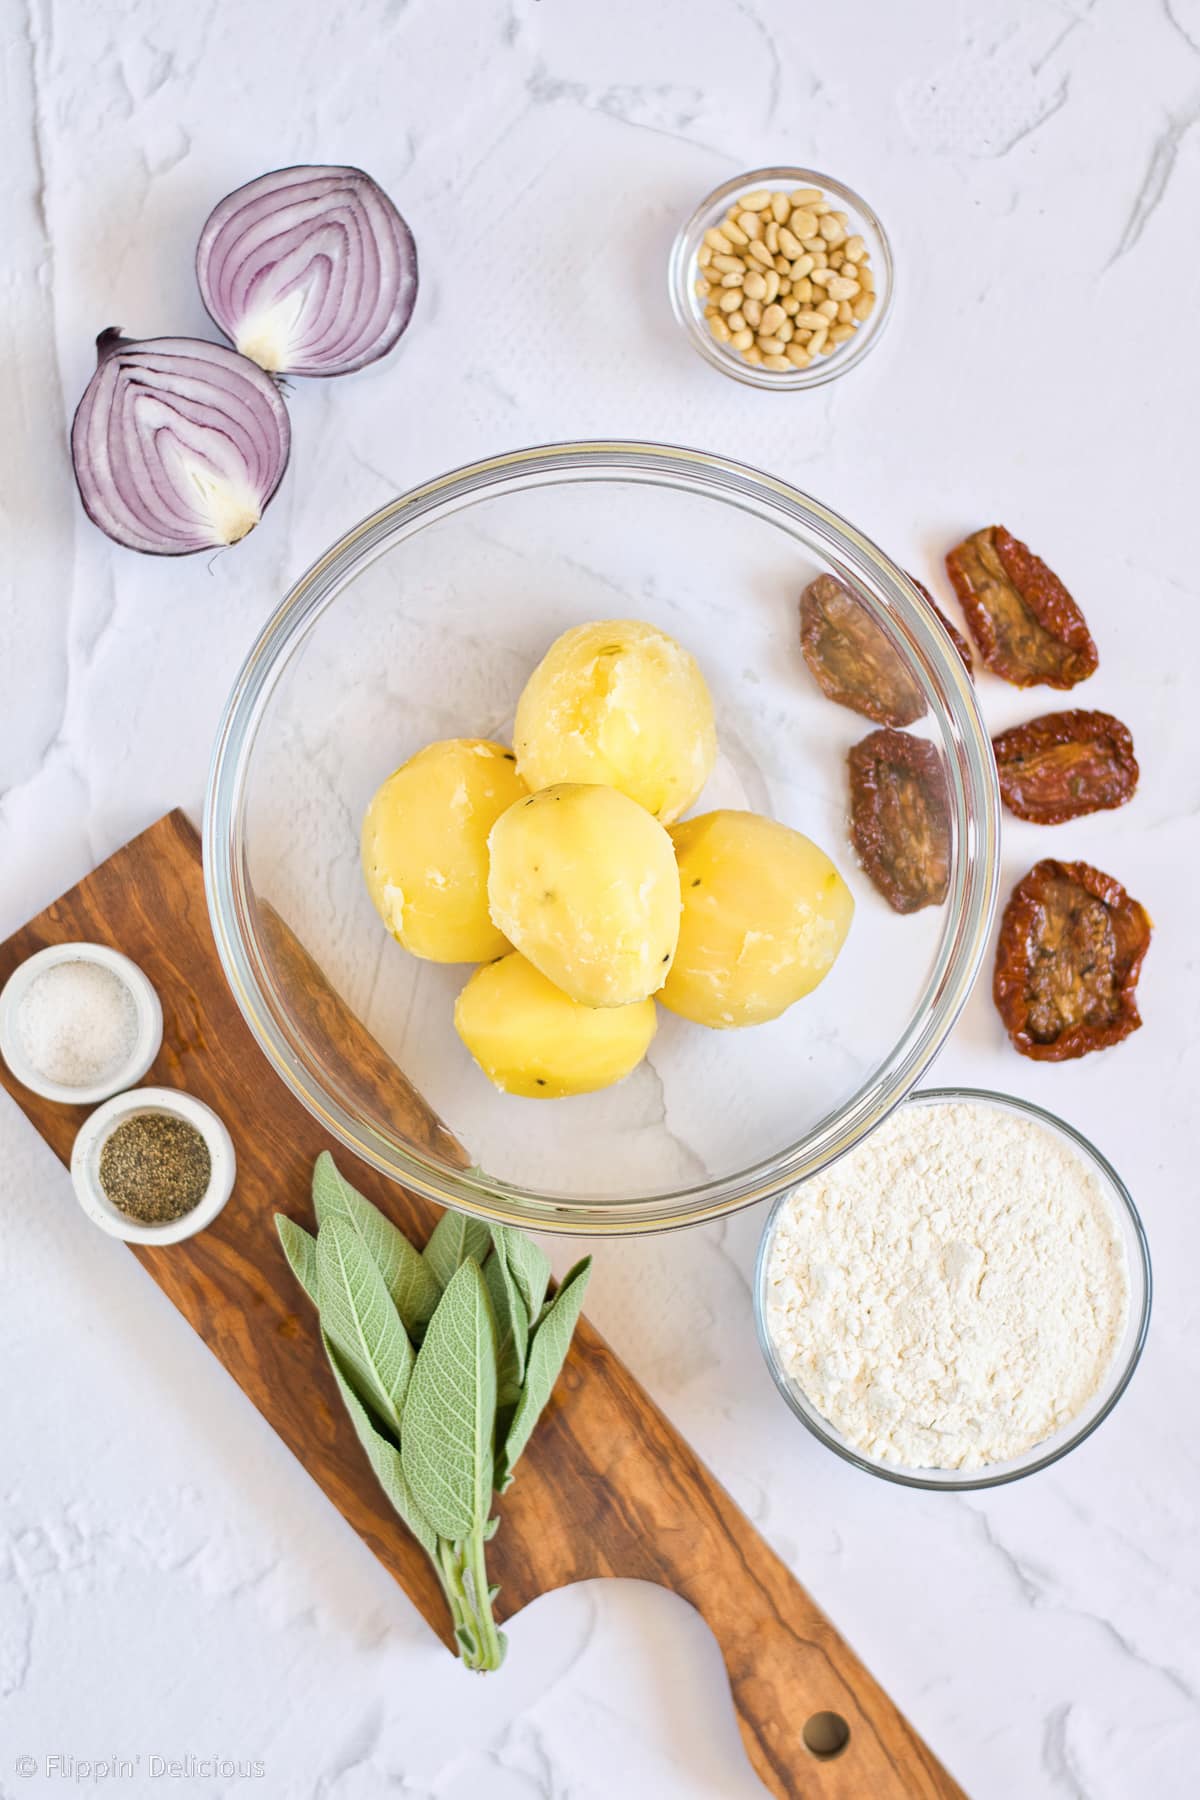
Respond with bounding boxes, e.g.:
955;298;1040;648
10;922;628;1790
195;164;418;378
70;330;291;556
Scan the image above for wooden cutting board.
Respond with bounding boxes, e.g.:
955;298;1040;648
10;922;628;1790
0;812;966;1800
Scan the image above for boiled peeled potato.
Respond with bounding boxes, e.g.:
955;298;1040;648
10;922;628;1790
455;952;657;1098
662;811;854;1028
514;619;717;823
487;783;681;1006
362;739;527;961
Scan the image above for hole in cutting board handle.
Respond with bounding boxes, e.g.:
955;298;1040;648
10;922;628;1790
802;1711;851;1761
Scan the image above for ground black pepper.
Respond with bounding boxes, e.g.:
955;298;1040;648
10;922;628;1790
98;1112;211;1223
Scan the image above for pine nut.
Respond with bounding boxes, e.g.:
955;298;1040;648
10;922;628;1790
695;181;876;373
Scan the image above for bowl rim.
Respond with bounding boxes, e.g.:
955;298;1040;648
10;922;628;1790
668;164;895;391
753;1085;1153;1490
204;440;1000;1235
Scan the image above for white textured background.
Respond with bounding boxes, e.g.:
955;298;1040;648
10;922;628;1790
3;1;1199;1795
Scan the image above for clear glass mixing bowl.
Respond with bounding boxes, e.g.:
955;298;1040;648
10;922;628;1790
754;1089;1152;1489
205;443;1000;1234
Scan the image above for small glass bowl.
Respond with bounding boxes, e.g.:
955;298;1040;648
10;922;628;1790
754;1088;1152;1490
669;165;894;390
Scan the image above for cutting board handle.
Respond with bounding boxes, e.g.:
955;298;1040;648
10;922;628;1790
531;1338;967;1800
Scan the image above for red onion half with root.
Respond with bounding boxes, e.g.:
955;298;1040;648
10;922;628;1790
196;164;418;377
71;331;291;555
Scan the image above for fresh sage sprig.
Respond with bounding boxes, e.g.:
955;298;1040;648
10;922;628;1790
275;1152;591;1671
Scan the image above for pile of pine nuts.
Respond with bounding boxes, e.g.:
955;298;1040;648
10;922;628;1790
695;185;876;372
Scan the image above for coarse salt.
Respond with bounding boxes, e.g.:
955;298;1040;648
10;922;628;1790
17;959;139;1089
765;1099;1130;1470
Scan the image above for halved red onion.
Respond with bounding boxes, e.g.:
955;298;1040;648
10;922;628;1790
196;165;418;377
71;330;291;555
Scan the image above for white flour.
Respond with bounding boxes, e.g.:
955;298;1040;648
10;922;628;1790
765;1099;1130;1470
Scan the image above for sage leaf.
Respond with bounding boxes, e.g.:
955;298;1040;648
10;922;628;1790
402;1259;496;1541
324;1338;438;1559
312;1152;440;1335
316;1215;414;1438
497;1257;591;1490
275;1213;436;1557
484;1245;529;1410
490;1223;550;1326
275;1214;318;1305
423;1210;492;1293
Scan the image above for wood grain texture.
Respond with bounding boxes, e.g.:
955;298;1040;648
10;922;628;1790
0;812;967;1800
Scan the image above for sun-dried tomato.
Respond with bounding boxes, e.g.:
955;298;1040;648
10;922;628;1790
848;728;951;913
908;575;973;676
800;574;925;726
994;859;1151;1061
992;711;1139;824
945;526;1098;689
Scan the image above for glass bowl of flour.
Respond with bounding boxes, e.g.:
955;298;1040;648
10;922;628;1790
755;1088;1151;1490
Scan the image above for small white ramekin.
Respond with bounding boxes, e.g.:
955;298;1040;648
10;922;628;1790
0;942;163;1106
70;1086;236;1245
